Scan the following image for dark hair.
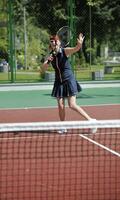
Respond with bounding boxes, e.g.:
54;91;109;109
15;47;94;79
50;35;59;41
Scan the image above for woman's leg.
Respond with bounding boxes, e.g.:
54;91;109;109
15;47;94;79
68;96;92;120
57;98;65;121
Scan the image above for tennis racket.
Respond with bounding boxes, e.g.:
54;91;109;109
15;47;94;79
56;26;72;47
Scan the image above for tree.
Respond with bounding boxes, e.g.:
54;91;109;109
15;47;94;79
0;0;8;60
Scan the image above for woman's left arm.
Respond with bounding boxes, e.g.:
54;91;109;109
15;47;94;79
64;33;85;56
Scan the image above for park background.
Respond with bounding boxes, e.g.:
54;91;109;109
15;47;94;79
0;0;120;83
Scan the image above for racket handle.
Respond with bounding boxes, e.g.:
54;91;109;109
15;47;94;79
47;51;57;64
47;60;51;64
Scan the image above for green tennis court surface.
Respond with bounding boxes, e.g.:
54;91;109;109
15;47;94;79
0;87;119;109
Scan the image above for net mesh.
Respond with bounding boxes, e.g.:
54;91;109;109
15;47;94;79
0;120;120;200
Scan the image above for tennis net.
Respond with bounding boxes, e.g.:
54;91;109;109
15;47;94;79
0;120;120;200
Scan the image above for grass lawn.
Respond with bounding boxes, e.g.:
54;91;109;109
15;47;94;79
0;65;120;83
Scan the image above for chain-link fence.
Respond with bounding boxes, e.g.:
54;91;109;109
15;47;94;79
0;0;120;83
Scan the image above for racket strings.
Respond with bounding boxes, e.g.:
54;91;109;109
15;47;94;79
57;26;72;47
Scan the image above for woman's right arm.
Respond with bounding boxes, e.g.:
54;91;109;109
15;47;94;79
40;54;54;74
40;61;48;76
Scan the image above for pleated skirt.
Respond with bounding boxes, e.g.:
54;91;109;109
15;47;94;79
51;78;82;98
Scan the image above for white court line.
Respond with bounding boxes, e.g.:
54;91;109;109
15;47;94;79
0;82;120;91
1;132;120;157
0;103;120;110
0;133;74;141
1;130;120;142
79;134;120;157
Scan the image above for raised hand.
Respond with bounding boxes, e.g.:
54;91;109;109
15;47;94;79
77;33;85;45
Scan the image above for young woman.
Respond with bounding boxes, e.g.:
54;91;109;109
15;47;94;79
42;33;96;133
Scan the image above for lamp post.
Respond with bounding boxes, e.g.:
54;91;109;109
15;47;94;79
89;5;92;67
24;7;27;70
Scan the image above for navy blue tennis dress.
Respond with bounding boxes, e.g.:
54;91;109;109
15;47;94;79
51;48;82;98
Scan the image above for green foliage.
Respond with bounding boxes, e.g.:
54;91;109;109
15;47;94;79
0;0;8;59
15;15;50;68
0;0;120;82
87;0;103;7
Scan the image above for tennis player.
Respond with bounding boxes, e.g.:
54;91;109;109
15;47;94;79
42;33;96;133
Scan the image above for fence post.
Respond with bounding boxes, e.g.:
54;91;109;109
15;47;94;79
8;0;16;82
68;0;76;74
